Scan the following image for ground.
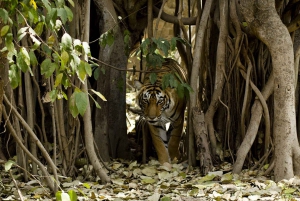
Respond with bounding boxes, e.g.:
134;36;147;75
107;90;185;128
1;159;300;200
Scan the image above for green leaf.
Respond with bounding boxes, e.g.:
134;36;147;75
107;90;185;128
61;33;72;50
1;25;10;36
75;91;88;116
284;188;296;194
17;52;29;73
149;73;157;85
54;73;63;87
106;30;114;46
55;191;63;201
82;183;91;189
161;196;171;201
176;83;184;99
57;8;67;24
68;190;77;201
5;33;14;52
49;89;58;102
89;94;101;109
61;50;69;65
68;0;75;7
0;8;9;24
77;61;87;82
9;64;20;89
20;47;30;66
41;58;51;74
69;92;79;117
93;68;100;80
61;74;70;88
5;160;15;171
47;35;56;47
41;0;51;12
84;62;92;77
29;50;38;67
154;38;170;56
41;59;57;78
64;6;73;22
90;89;107;101
34;22;44;36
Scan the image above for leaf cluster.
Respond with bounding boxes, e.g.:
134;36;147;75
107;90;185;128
139;37;192;98
0;0;106;118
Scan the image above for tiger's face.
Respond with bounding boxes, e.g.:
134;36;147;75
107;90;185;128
137;86;170;125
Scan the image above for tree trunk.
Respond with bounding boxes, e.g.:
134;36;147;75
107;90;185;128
93;0;131;161
189;0;213;167
238;0;300;181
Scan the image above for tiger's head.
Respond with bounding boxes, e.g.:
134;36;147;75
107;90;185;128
136;83;171;125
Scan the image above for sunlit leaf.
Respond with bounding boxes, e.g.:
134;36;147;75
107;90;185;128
47;35;56;47
77;61;87;82
61;50;69;64
283;188;296;194
20;47;30;66
5;160;15;171
1;25;10;36
54;73;63;87
29;0;37;10
30;35;41;49
82;182;91;189
61;192;70;201
68;190;77;201
90;89;107;101
61;32;72;50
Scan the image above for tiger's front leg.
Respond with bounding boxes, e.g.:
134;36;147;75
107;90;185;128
148;124;170;164
168;111;185;161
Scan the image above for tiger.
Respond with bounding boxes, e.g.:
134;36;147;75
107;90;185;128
135;58;187;164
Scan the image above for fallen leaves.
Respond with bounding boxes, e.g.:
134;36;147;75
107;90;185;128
1;160;300;200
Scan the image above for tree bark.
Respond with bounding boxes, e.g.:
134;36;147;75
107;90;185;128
204;0;228;160
188;0;213;167
93;0;131;161
238;0;300;181
80;0;111;183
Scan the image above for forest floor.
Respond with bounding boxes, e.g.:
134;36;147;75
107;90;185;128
1;159;300;201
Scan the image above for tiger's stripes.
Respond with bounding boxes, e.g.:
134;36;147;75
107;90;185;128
136;58;187;164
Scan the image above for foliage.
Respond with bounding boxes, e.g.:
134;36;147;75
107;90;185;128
0;0;105;118
138;37;192;98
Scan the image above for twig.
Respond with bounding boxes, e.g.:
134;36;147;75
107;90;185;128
9;170;24;201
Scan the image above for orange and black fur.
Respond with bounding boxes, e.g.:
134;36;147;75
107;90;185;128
135;58;187;164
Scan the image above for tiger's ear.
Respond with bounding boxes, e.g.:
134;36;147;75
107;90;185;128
134;80;143;90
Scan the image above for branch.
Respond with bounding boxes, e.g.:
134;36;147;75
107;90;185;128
3;95;58;192
153;6;197;25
